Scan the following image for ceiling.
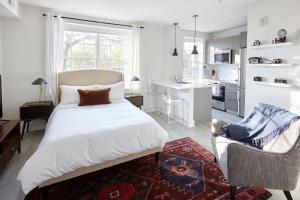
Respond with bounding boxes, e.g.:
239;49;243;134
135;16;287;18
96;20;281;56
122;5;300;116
19;0;260;32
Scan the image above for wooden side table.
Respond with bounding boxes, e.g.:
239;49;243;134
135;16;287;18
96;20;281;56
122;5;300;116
125;94;143;109
0;120;21;173
19;101;54;139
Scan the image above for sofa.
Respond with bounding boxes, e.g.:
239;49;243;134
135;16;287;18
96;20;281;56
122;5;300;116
211;119;300;200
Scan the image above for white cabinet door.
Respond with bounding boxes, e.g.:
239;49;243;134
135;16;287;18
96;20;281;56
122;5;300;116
225;83;239;114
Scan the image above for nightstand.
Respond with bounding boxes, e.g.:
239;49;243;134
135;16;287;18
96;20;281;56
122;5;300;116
125;94;143;109
19;101;54;139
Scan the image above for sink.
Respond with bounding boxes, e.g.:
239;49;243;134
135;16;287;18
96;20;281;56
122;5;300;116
175;81;192;84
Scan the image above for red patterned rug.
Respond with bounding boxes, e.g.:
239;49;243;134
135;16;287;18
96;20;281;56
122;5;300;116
39;137;271;200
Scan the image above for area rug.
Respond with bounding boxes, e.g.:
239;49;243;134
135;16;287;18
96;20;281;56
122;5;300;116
39;137;271;200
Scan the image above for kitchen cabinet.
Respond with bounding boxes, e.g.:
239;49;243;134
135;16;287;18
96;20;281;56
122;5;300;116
240;32;248;48
232;35;241;64
206;35;242;64
225;83;239;114
153;82;212;127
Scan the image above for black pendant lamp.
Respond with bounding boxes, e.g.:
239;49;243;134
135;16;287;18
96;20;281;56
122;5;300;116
191;15;199;55
172;23;179;56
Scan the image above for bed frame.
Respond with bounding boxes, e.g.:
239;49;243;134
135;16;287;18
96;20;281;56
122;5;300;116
26;69;161;200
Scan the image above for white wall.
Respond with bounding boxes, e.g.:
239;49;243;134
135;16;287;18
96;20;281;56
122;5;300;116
246;0;300;114
211;25;247;39
139;23;166;111
2;4;45;120
164;26;210;81
0;17;2;74
1;4;168;118
0;0;20;18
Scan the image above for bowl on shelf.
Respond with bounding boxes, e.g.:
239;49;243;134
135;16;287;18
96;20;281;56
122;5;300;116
253;76;262;82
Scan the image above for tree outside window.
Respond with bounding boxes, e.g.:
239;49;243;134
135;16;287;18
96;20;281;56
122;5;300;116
63;29;133;88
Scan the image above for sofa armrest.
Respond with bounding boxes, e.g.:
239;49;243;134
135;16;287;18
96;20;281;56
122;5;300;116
211;119;227;136
227;143;298;190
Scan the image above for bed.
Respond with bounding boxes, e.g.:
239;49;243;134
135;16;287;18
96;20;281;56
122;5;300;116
17;69;169;196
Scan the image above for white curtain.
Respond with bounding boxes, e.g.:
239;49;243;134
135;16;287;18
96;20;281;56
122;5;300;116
45;13;64;104
131;25;141;91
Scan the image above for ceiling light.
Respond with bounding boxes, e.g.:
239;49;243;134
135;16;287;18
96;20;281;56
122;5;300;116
172;23;179;56
191;15;198;55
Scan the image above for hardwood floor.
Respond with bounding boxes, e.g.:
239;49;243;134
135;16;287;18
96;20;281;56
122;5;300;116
0;129;42;200
0;109;299;200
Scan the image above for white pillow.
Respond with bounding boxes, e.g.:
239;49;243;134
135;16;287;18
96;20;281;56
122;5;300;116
97;82;124;101
60;85;98;105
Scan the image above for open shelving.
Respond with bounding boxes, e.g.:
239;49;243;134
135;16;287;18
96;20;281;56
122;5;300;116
248;39;298;89
253;81;293;88
249;63;295;67
249;42;295;49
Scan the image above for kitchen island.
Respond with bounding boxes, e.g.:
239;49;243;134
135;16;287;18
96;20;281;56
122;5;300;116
153;82;212;127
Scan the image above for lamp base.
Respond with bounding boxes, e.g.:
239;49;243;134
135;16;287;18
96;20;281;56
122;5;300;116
38;85;43;102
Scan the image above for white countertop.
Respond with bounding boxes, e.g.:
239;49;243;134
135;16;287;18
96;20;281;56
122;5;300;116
154;81;213;90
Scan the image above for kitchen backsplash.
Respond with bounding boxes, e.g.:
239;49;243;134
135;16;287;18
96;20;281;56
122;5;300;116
208;64;239;82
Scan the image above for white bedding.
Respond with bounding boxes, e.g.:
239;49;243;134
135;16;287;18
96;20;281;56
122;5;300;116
17;100;168;194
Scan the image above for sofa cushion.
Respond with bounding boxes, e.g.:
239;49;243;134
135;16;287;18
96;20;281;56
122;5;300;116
211;135;245;180
263;119;300;153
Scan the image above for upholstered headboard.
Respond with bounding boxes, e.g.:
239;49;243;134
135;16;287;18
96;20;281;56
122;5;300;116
57;69;123;102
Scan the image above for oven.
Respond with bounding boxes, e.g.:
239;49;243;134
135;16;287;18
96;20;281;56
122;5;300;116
212;83;225;111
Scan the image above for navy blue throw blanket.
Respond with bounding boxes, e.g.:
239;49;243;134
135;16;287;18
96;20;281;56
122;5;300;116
221;103;300;149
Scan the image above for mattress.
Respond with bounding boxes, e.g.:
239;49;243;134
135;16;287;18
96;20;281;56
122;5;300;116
17;100;169;194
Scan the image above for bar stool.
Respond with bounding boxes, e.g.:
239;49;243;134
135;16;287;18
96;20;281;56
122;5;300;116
160;87;184;124
147;78;158;110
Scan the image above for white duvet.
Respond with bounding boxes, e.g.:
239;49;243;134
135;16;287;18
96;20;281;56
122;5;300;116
17;100;168;194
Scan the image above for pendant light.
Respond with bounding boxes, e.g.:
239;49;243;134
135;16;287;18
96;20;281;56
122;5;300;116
191;15;199;55
172;23;179;56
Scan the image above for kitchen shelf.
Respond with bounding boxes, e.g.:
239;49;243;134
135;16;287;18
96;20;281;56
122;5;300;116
253;81;293;88
249;42;295;49
249;63;295;67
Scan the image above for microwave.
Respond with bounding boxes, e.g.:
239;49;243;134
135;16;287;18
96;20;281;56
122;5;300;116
214;49;232;64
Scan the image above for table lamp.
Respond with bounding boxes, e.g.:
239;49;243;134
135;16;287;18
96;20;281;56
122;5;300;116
32;78;47;102
130;76;140;94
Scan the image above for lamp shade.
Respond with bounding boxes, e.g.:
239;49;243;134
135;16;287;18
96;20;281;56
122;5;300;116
131;76;140;81
191;45;198;55
172;48;178;56
191;15;199;55
32;78;47;85
172;23;179;56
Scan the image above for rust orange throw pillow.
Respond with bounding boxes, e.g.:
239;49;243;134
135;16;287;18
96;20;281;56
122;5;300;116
78;88;111;106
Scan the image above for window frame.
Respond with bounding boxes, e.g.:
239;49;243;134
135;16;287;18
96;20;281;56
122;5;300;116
63;23;134;88
182;37;205;81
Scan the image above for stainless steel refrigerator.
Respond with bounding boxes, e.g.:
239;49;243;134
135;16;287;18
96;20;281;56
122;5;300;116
237;48;247;117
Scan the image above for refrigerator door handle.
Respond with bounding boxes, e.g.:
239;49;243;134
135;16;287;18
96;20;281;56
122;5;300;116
238;67;241;87
237;88;240;101
237;88;240;115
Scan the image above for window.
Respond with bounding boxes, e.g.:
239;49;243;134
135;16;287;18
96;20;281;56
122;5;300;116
183;37;204;81
63;23;133;88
